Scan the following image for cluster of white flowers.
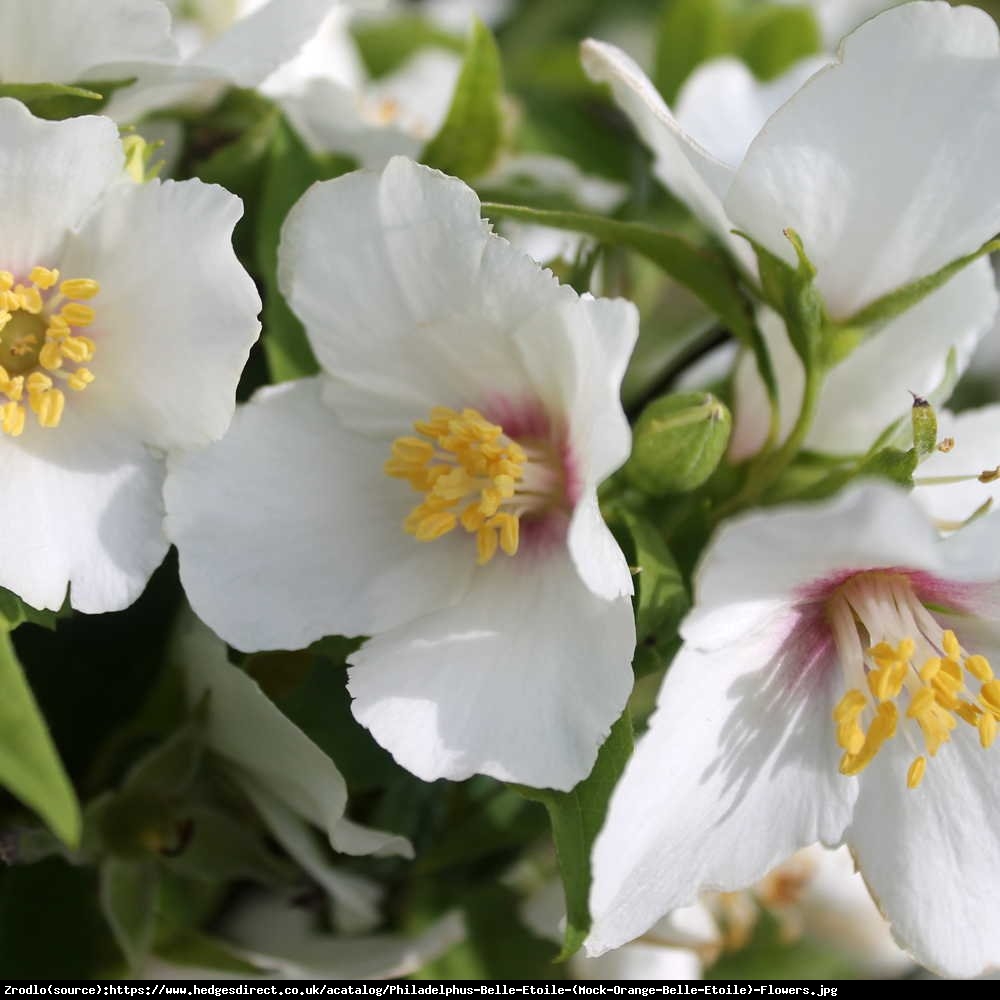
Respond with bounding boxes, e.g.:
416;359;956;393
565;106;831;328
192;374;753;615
5;0;1000;982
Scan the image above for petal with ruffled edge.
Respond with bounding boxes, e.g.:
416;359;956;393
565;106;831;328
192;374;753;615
730;259;998;460
726;2;1000;318
0;102;123;278
59;177;261;452
847;670;1000;978
914;405;1000;530
0;0;176;85
165;378;475;651
580;40;750;270
174;611;411;861
0;397;167;613
348;545;635;790
278;157;572;438
586;617;855;956
684;484;947;650
675;56;830;171
802;0;903;48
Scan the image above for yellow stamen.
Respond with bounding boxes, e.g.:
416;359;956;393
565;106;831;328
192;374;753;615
907;756;927;789
29;267;59;290
59;303;95;327
58;278;99;300
978;711;997;749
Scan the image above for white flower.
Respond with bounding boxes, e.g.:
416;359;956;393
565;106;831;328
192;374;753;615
777;0;903;47
174;611;412;934
587;483;1000;977
0;100;258;613
166;156;638;791
0;0;178;85
582;2;1000;456
914;405;1000;531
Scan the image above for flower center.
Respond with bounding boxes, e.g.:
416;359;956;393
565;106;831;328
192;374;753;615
826;572;998;790
385;406;566;565
0;267;98;436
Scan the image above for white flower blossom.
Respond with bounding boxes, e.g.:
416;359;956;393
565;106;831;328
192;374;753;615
582;2;1000;457
0;100;259;613
166;156;638;792
588;483;1000;977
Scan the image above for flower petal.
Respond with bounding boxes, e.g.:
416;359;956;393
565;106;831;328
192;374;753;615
847;710;1000;977
684;484;946;649
174;611;412;861
726;2;1000;318
59;177;261;451
0;400;166;613
190;0;342;87
0;101;122;276
165;377;475;651
675;55;830;170
579;40;750;269
572;942;703;980
731;259;998;460
914;404;1000;530
587;620;855;955
348;546;635;790
278;157;569;437
0;0;176;84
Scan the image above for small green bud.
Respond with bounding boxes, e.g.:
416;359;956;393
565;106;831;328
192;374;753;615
627;391;732;496
910;394;938;460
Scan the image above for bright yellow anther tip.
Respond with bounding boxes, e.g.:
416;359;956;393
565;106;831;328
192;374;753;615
907;756;927;790
60;303;95;327
942;630;961;660
476;526;498;565
966;654;994;683
29;267;59;290
36;388;65;429
67;369;94;392
59;278;99;300
413;511;456;542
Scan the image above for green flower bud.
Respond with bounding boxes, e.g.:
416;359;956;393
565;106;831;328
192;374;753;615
627;391;732;496
910;394;938;460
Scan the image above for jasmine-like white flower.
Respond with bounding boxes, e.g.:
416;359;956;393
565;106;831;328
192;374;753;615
166;156;638;791
588;483;1000;976
0;0;178;85
583;2;1000;457
0;100;259;613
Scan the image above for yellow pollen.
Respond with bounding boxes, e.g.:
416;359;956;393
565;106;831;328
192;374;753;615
387;405;558;565
828;574;998;791
907;756;927;789
0;267;100;434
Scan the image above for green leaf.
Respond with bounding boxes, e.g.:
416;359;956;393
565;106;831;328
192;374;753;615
481;204;753;341
654;0;729;103
100;858;160;970
0;588;58;631
515;710;634;958
843;236;1000;332
735;6;822;81
352;16;464;78
255;118;353;382
0;79;136;120
0;630;80;846
0;82;103;103
421;19;504;181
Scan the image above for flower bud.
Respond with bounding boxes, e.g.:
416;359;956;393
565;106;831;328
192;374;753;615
627;391;732;496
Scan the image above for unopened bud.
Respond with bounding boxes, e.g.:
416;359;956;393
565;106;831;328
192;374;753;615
627;391;732;496
911;394;938;460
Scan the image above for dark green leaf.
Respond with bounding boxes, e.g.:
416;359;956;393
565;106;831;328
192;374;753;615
422;19;504;181
0;589;58;631
0;630;80;846
100;857;160;970
0;82;102;102
481;204;753;340
515;710;634;958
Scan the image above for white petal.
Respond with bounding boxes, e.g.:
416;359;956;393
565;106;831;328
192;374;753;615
482;153;627;215
166;377;475;651
348;546;636;790
571;942;703;980
731;259;998;459
0;0;176;84
847;718;1000;977
587;622;855;955
806;0;904;47
675;55;830;171
190;0;343;87
579;41;750;269
0;102;122;277
221;890;465;979
0;402;166;613
684;484;947;649
278;158;569;435
726;3;1000;318
914;405;1000;529
59;177;260;451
